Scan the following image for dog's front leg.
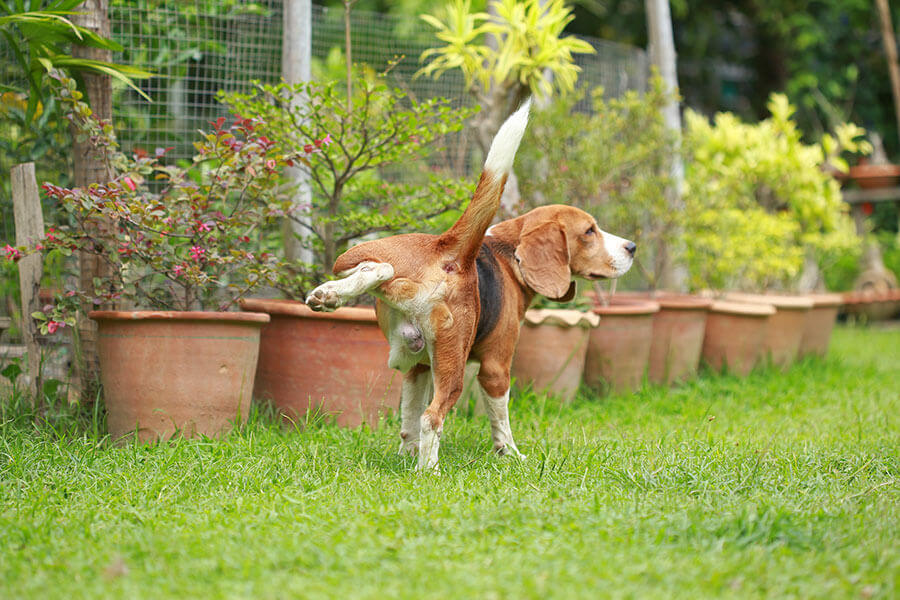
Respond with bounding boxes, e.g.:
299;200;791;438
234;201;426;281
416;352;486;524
306;261;394;311
399;365;431;456
478;360;525;460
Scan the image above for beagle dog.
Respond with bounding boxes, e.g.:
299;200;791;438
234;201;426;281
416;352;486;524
306;101;636;470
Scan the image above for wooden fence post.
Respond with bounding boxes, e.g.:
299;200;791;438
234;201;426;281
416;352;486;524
282;0;316;265
71;0;115;400
11;163;45;406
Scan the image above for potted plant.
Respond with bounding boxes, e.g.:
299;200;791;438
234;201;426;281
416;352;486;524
222;72;475;427
16;75;296;441
510;294;598;403
681;94;859;372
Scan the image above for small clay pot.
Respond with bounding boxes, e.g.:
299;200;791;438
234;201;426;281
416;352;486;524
240;299;400;428
847;163;900;189
798;293;843;357
701;300;775;376
89;310;269;442
511;309;597;402
725;293;813;368
584;299;659;394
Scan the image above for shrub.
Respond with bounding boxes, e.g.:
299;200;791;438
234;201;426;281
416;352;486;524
220;75;476;296
8;74;296;333
517;75;680;289
682;93;858;291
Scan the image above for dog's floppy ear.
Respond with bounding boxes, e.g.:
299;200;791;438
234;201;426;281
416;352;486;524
515;221;574;301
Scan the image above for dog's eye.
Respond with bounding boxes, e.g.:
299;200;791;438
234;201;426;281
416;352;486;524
585;226;596;235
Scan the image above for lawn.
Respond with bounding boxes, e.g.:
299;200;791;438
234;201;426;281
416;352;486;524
1;325;898;599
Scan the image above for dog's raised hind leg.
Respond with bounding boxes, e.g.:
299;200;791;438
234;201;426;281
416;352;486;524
306;261;394;311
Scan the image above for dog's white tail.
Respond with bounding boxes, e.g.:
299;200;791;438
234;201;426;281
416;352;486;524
444;99;531;265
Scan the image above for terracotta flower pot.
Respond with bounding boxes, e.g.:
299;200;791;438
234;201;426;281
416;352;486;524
240;299;400;427
843;290;895;321
846;163;900;189
511;309;598;402
89;310;269;442
618;292;712;385
701;300;775;376
725;293;813;368
584;299;659;394
798;293;843;358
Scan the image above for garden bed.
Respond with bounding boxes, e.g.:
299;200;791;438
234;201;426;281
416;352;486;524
1;325;897;599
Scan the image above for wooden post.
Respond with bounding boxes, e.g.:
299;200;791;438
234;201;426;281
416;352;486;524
71;0;114;399
282;0;316;265
11;163;45;406
645;0;688;291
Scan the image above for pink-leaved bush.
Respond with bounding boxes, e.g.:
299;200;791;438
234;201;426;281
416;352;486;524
9;73;331;333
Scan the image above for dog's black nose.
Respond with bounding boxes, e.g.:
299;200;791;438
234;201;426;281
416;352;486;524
624;241;637;256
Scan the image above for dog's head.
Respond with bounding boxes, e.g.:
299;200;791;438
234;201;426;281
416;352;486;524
491;205;635;301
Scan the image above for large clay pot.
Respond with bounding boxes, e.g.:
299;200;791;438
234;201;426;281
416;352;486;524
240;299;400;427
701;301;775;376
584;299;659;394
89;310;269;442
725;293;813;368
799;293;843;358
511;309;598;402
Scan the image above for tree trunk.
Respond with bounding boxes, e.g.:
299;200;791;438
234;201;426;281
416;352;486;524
71;0;114;400
645;0;688;291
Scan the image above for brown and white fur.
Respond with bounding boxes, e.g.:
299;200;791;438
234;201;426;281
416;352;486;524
306;102;636;470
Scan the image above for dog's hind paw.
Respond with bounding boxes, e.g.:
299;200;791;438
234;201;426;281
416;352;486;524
398;439;419;457
306;285;341;312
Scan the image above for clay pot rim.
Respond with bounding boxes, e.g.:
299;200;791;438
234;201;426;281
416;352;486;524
709;300;776;316
240;297;377;323
523;308;600;328
842;290;892;304
591;299;660;316
89;310;270;324
805;293;844;308
724;292;813;310
611;292;713;310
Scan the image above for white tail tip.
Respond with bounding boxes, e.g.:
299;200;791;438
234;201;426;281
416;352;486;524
483;98;531;175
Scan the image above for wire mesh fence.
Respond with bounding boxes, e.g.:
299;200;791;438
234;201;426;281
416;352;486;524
1;1;648;241
107;1;648;170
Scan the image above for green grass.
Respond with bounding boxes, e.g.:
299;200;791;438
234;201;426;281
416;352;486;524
1;325;898;599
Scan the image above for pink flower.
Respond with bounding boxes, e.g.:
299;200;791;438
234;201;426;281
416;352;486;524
189;245;205;261
314;134;333;149
173;264;185;277
3;244;22;261
265;159;277;171
47;320;65;334
197;221;214;233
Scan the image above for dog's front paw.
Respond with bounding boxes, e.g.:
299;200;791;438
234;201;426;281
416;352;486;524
306;284;341;312
496;444;526;461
